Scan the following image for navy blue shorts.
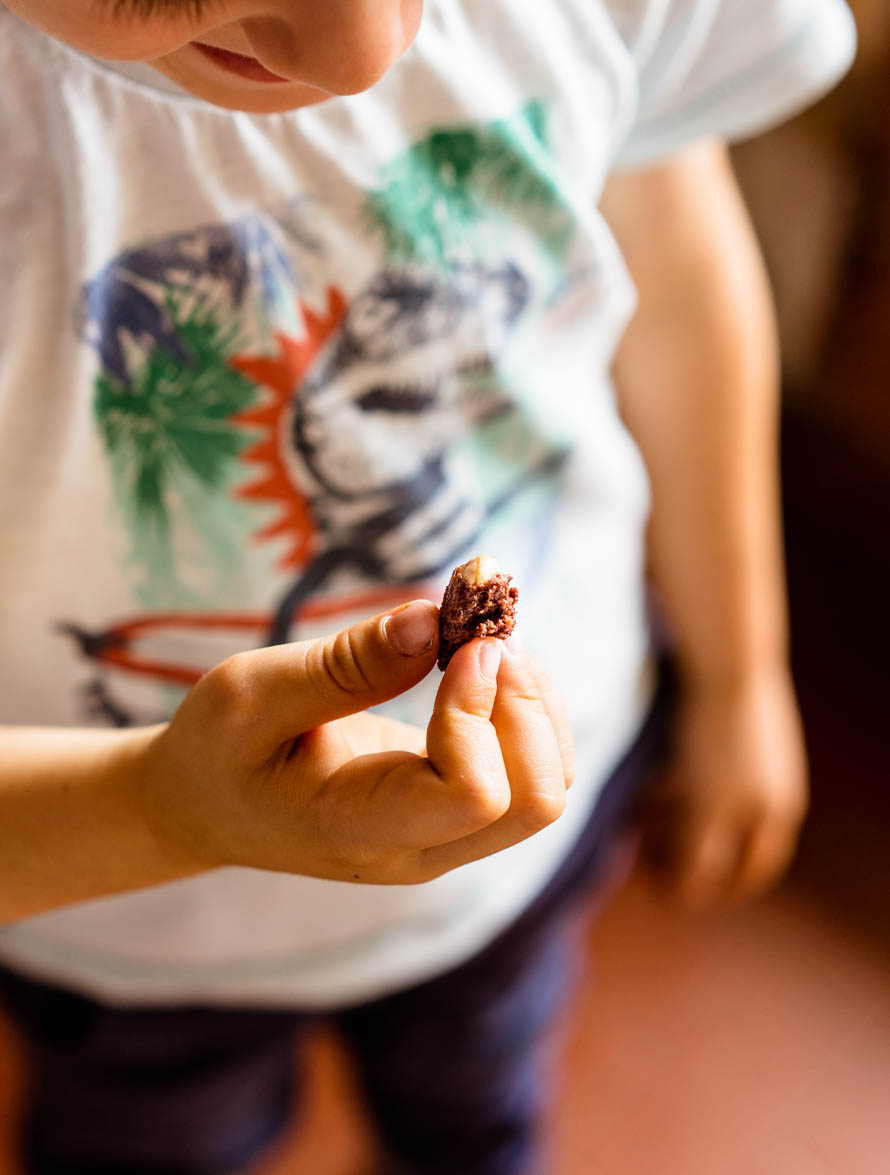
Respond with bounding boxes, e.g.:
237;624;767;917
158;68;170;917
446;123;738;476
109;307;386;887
0;682;671;1175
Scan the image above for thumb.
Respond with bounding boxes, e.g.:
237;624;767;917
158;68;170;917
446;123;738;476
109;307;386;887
237;600;439;747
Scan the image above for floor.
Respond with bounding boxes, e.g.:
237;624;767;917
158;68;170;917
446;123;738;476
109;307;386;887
2;871;884;1175
552;880;890;1175
249;878;890;1175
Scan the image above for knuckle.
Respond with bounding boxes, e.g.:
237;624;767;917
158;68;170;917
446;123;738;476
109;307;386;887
459;781;511;830
348;848;384;873
201;653;255;723
509;688;550;713
366;850;428;885
327;841;384;875
516;787;566;834
433;705;491;748
313;630;375;697
414;850;459;884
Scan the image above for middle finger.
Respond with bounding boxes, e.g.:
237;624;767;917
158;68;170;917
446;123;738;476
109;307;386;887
421;639;567;873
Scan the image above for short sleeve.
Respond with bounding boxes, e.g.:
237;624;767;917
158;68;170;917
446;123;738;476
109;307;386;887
609;0;857;168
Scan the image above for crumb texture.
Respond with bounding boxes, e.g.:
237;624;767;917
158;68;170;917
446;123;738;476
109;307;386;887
438;559;518;670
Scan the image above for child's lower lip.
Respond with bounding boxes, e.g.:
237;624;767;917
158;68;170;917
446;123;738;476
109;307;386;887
192;42;291;84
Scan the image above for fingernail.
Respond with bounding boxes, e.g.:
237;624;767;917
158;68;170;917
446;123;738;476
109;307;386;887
479;639;502;683
385;601;438;657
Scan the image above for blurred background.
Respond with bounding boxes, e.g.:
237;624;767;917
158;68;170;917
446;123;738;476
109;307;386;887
734;0;890;945
1;4;889;1173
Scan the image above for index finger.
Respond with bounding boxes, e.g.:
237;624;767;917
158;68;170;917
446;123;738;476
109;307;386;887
424;637;512;823
419;640;569;876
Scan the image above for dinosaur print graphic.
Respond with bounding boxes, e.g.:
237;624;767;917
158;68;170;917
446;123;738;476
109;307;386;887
231;260;565;647
64;103;579;725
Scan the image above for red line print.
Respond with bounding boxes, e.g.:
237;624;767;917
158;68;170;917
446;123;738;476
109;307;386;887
63;583;438;688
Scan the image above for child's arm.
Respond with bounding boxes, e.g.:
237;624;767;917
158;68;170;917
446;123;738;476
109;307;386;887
601;139;808;906
0;604;572;921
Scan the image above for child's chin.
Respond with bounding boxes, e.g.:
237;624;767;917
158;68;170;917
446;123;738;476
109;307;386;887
149;60;331;114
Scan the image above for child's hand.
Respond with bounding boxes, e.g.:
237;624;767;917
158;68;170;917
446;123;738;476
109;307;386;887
140;603;574;886
642;669;808;907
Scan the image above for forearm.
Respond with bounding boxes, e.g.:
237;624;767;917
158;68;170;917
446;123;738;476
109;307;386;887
0;724;198;922
602;141;789;689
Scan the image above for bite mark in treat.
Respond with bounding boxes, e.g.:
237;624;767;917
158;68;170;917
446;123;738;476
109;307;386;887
438;555;518;670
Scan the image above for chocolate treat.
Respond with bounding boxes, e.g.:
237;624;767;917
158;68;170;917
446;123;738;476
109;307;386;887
437;555;518;670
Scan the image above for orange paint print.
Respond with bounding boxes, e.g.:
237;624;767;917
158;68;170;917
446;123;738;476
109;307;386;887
230;288;347;571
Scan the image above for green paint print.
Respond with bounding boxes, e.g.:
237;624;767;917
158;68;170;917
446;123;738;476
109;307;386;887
364;100;574;268
93;295;259;601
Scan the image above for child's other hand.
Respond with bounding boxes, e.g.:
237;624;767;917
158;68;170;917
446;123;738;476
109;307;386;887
642;669;808;908
140;605;574;886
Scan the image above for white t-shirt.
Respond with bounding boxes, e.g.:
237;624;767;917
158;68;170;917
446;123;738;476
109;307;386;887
0;0;854;1006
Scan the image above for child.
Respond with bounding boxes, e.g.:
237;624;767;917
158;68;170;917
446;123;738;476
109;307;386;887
0;1;854;1172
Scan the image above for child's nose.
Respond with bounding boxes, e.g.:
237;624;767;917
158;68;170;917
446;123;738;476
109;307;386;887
239;0;423;95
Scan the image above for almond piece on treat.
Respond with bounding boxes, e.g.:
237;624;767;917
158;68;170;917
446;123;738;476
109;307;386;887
437;555;518;671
